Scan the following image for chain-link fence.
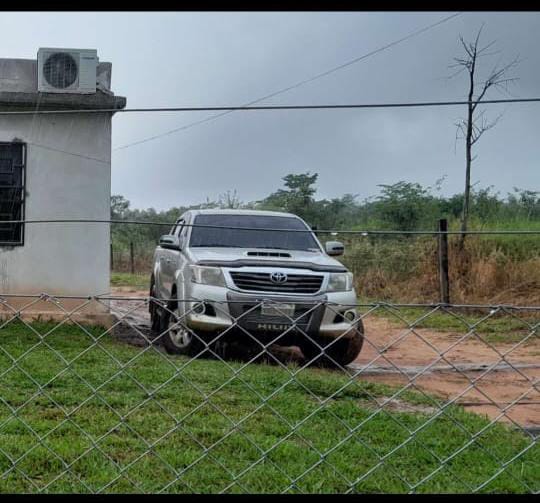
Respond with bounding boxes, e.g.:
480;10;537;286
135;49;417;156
0;292;537;493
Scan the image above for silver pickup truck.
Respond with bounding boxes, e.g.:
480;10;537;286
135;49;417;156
149;209;364;366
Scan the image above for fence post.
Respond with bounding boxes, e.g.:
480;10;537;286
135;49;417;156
130;241;135;275
110;242;114;272
438;218;450;304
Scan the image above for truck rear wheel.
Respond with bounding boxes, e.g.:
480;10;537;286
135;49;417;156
298;320;364;368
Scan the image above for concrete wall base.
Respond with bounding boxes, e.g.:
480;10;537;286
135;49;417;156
0;297;115;329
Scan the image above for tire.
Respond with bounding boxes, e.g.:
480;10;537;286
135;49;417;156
149;276;161;335
158;293;204;356
298;319;364;368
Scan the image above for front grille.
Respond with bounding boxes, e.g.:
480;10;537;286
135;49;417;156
229;271;324;294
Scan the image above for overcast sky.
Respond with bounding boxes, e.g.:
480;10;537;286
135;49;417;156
1;11;539;210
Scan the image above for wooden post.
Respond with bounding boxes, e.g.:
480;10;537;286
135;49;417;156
438;218;450;304
130;241;135;275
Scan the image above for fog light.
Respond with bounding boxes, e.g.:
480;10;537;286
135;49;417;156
192;302;205;315
344;310;356;322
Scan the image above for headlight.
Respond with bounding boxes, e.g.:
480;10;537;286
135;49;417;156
327;272;353;292
189;265;226;287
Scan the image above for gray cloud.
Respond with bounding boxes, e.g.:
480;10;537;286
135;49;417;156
0;11;538;210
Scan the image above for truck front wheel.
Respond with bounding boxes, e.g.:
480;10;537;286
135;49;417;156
298;320;364;368
149;276;161;334
158;294;205;356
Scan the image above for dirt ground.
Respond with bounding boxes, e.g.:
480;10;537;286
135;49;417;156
352;316;539;431
109;287;539;431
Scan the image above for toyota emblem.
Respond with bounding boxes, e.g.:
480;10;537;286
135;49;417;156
270;272;288;284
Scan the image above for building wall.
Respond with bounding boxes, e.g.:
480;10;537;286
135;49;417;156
0;113;112;296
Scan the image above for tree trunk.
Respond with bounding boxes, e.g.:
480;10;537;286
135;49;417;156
459;102;473;251
459;60;476;252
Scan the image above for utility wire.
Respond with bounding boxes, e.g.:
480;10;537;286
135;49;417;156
2;97;539;116
1;219;539;235
112;12;463;152
17;96;539;164
27;141;109;164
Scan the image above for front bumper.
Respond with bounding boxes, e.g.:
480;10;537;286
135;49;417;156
183;283;359;340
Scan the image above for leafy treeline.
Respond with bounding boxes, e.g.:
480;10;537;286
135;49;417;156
110;174;540;304
111;173;539;250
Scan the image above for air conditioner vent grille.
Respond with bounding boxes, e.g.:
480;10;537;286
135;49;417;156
43;52;78;89
37;48;97;94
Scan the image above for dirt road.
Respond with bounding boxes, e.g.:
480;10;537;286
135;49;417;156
109;287;539;430
352;316;539;430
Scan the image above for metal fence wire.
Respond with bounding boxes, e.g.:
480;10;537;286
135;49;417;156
0;292;537;493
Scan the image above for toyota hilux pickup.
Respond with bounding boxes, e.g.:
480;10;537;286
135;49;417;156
149;209;363;366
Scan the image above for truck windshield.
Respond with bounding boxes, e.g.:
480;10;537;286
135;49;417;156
189;214;320;251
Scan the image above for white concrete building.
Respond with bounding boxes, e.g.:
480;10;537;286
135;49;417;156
0;49;126;322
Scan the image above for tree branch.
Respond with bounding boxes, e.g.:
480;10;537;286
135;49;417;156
470;110;504;145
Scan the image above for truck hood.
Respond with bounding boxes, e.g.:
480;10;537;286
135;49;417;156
188;247;348;273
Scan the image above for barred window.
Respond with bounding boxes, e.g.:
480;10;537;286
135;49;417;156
0;142;25;246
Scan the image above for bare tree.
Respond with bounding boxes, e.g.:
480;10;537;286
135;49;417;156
218;189;243;209
450;25;519;249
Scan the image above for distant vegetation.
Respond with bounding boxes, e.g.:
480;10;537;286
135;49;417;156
111;173;540;304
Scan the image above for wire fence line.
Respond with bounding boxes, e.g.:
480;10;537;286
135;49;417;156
1;217;540;235
0;291;537;493
3;217;538;305
103;220;539;306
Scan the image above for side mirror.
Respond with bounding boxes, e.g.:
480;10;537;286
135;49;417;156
325;241;344;256
159;234;181;250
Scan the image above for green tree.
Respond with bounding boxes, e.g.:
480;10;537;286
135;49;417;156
508;187;540;220
258;172;319;222
470;185;502;223
374;181;438;231
111;195;130;220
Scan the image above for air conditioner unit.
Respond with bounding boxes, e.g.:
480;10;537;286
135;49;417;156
37;48;98;94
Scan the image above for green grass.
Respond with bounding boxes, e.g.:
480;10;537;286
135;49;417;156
110;272;149;290
0;320;537;493
364;304;539;345
448;218;540;261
